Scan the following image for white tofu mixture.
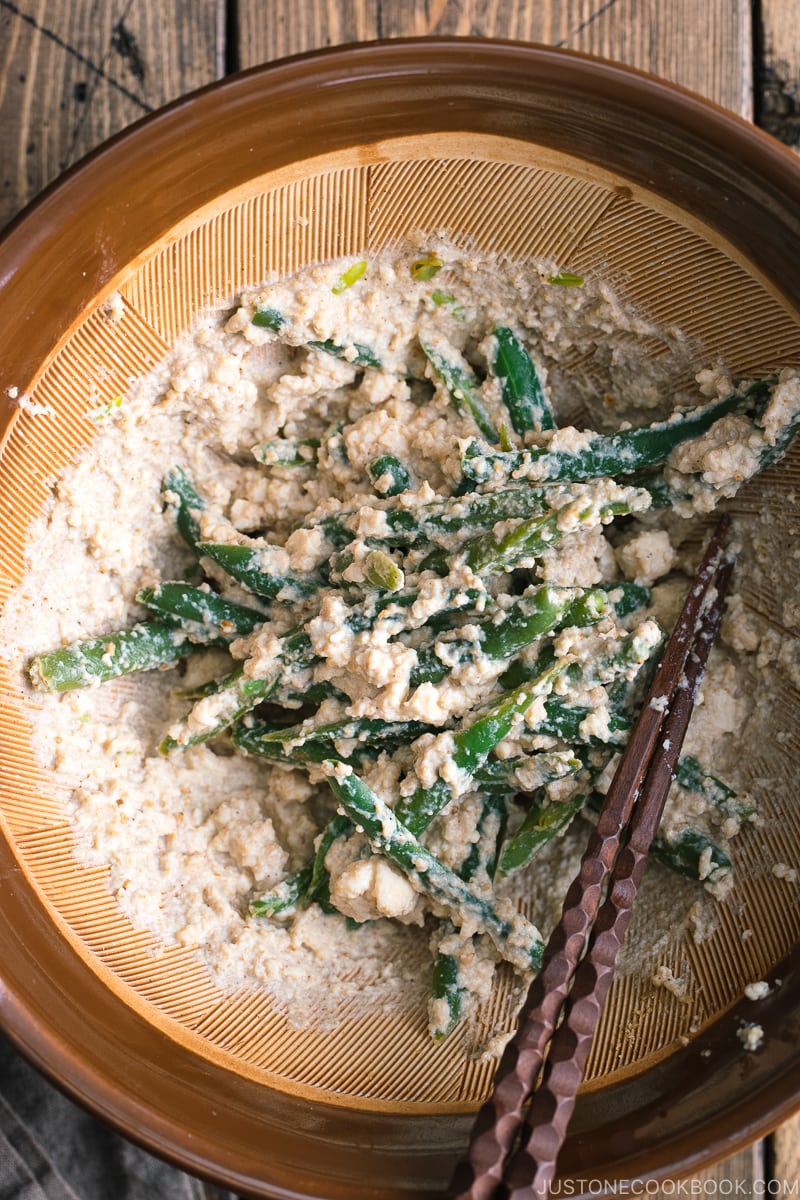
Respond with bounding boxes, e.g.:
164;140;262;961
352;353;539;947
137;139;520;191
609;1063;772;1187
3;243;799;1046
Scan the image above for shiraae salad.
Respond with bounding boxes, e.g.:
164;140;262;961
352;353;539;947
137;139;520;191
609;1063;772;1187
12;243;800;1042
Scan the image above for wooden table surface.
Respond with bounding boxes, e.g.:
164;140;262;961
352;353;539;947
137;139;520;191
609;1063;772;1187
0;2;798;1196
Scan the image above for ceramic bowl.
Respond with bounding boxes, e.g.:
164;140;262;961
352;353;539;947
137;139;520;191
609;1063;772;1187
1;39;799;1199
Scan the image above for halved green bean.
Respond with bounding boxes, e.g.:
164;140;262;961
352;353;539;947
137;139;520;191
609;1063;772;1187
162;467;205;550
252;437;320;468
460;379;771;485
461;486;649;575
396;659;569;836
197;542;318;601
308;338;381;369
308;483;558;551
323;763;544;970
30;621;199;692
497;792;585;876
651;828;732;882
251;867;313;917
368;455;412;497
420;340;500;444
493;325;555;435
674;756;754;821
410;586;606;689
137;582;267;637
252;308;287;331
240;714;431;759
429;793;507;1041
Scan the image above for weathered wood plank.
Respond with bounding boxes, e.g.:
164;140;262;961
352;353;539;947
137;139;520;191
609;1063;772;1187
772;1110;800;1190
694;1143;764;1192
237;0;752;116
0;0;223;230
760;0;800;149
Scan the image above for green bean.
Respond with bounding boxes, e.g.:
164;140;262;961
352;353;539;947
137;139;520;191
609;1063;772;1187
238;714;431;759
368;455;412;496
252;437;320;468
420;340;500;444
461;486;649;575
395;659;569;836
497;792;585;876
323;763;544;971
308;482;557;551
650;828;732;882
472;750;582;795
538;699;631;746
251;867;313;917
30;621;200;692
596;581;652;618
162;466;205;550
493;325;555;435
410;585;607;688
252;308;287;332
137;582;267;637
429;793;507;1041
308;813;353;904
308;338;381;369
233;720;373;766
674;756;754;821
460;379;771;485
197;542;318;601
159;667;281;753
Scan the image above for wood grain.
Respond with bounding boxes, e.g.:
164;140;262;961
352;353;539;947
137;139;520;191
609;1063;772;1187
0;0;223;230
760;0;800;148
237;0;753;116
773;1110;800;1189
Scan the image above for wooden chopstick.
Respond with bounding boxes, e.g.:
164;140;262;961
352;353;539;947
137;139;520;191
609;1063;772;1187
448;514;734;1200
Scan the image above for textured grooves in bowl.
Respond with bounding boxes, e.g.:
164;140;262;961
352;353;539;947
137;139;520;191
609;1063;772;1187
0;41;799;1198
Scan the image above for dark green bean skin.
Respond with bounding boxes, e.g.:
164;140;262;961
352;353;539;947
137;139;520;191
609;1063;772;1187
498;793;585;876
369;455;412;496
535;699;631;746
197;542;318;600
409;586;606;688
137;582;267;637
30;621;199;692
159;669;280;753
324;764;543;970
307;483;556;551
462;496;639;575
674;756;754;820
251;867;313;917
429;953;462;1041
239;715;431;757
252;308;287;331
420;340;500;444
309;338;381;369
253;437;320;468
430;793;507;1041
651;828;732;881
596;581;652;618
493;325;555;435
162;467;205;550
461;380;771;485
396;660;567;836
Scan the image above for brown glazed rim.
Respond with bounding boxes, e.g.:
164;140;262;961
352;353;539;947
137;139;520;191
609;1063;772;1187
1;38;800;1198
